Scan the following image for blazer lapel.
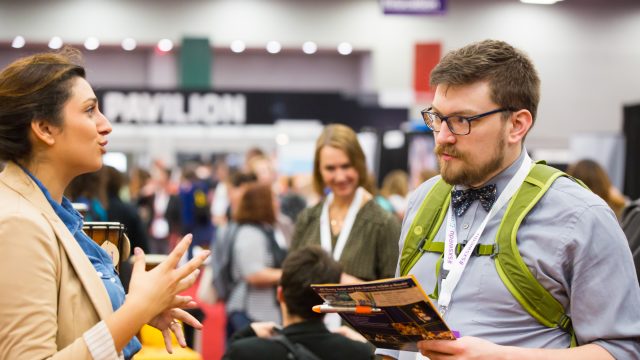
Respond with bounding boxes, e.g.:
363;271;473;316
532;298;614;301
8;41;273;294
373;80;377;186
0;162;113;320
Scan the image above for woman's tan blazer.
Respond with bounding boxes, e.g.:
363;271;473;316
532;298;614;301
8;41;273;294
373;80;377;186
0;162;116;359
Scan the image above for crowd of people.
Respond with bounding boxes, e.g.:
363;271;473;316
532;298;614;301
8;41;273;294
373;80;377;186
0;39;639;360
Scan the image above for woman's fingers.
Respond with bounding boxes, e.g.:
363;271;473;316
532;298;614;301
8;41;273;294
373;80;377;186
171;308;203;330
162;328;174;354
170;320;187;347
131;247;146;277
170;295;194;308
174;249;209;279
160;234;193;271
175;268;201;293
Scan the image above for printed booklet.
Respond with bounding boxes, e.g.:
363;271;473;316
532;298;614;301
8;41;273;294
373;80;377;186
311;275;456;351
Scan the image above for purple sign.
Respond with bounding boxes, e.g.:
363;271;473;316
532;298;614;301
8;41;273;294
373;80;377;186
381;0;446;15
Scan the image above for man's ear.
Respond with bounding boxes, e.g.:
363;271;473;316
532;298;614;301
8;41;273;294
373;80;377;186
507;109;533;145
276;285;283;303
30;119;58;146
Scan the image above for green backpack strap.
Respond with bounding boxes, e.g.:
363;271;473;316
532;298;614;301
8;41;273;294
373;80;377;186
399;179;452;276
494;162;577;346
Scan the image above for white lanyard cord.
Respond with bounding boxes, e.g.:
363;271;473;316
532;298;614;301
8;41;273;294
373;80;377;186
320;187;364;261
438;154;533;315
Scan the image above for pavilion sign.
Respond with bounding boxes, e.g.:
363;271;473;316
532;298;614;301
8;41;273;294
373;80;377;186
101;91;246;125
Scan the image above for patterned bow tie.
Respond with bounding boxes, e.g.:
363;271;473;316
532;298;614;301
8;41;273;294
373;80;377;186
451;184;497;216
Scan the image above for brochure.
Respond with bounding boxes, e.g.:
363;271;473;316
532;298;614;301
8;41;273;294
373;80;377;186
311;275;456;352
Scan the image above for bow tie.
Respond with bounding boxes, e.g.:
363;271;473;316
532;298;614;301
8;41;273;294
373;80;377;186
451;184;497;216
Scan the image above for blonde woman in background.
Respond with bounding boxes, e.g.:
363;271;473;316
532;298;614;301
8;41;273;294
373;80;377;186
291;124;400;284
378;169;410;220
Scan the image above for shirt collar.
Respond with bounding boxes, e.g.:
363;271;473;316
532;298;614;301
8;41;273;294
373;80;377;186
20;166;84;236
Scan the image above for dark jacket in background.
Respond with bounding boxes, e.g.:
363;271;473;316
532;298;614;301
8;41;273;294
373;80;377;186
622;199;640;284
223;319;374;360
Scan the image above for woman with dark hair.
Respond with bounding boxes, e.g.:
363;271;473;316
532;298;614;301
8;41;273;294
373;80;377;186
291;124;400;284
225;183;286;338
0;48;209;359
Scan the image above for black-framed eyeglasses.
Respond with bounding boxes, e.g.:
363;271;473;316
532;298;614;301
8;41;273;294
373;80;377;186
421;107;512;135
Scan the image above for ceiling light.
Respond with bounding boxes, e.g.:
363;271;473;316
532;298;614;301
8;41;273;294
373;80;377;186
266;41;281;54
337;42;353;55
276;133;290;146
48;36;63;50
230;40;246;53
121;38;137;51
84;37;100;51
302;41;317;55
157;38;173;52
11;36;25;49
520;0;563;4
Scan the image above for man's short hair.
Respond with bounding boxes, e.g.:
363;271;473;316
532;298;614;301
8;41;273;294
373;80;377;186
280;245;342;320
430;39;540;124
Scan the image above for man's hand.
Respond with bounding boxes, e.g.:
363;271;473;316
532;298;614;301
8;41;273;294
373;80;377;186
417;336;508;360
417;337;614;360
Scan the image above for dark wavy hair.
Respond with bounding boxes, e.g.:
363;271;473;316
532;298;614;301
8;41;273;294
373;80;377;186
0;47;85;163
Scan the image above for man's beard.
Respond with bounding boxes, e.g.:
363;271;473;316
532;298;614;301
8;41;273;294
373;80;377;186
435;136;506;186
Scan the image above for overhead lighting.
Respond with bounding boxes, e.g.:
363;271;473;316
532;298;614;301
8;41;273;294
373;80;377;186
84;37;100;51
157;38;173;52
230;40;246;53
520;0;563;4
266;40;281;54
11;36;25;49
121;38;137;51
302;41;317;55
48;36;63;50
337;42;352;55
276;133;290;146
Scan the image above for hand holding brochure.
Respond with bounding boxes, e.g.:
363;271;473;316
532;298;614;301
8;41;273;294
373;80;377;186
311;275;456;351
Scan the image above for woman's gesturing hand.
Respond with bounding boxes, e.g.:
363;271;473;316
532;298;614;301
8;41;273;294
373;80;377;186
148;307;202;353
126;234;210;323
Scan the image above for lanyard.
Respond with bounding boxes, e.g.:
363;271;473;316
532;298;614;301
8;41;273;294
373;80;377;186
438;154;533;316
320;187;364;261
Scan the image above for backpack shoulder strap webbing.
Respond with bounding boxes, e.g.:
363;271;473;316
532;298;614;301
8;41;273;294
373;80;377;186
270;334;322;360
494;162;576;345
399;179;452;276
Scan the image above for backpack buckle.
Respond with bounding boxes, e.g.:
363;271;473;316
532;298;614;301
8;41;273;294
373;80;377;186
490;243;500;258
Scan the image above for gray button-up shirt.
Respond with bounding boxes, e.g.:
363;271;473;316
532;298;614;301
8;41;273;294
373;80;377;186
377;150;640;359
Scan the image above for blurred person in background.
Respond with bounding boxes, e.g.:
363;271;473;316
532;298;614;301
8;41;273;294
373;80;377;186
103;166;149;253
211;158;232;227
179;162;214;258
291;124;400;284
0;48;208;359
377;170;410;221
102;165;150;291
66;170;108;222
225;183;287;339
566;159;627;220
138;162;183;254
223;246;374;360
279;175;307;224
246;152;295;247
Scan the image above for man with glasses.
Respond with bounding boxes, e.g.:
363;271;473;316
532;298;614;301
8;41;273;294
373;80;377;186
377;40;640;360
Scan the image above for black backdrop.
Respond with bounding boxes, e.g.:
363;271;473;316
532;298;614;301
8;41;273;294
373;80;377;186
624;104;640;200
